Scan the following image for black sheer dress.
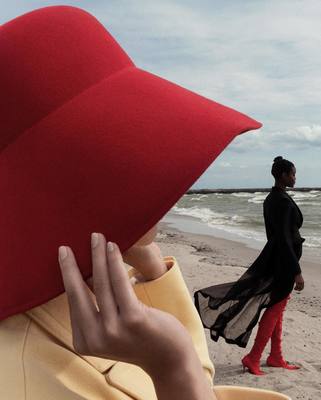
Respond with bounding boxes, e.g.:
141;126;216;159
194;186;305;348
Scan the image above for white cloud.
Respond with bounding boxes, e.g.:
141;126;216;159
219;162;231;168
230;124;321;153
274;125;321;146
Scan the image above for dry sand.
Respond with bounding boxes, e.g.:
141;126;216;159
157;216;321;400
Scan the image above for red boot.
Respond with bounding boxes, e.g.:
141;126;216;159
242;354;265;375
242;297;288;376
266;355;300;370
266;311;300;370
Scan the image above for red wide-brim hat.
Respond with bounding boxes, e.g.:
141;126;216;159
0;6;262;320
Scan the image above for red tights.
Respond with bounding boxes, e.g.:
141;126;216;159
249;295;290;362
242;294;299;373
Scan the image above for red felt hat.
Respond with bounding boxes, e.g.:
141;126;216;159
0;5;262;320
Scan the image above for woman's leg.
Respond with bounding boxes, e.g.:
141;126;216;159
242;296;288;375
267;295;300;369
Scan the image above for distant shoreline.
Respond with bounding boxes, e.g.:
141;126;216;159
187;187;321;194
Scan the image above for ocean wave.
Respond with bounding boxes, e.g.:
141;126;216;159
189;194;209;201
248;194;266;204
296;201;321;207
303;236;321;248
231;215;247;223
172;206;261;229
172;206;228;225
228;229;266;242
231;192;253;198
287;191;319;199
173;195;321;250
172;205;266;243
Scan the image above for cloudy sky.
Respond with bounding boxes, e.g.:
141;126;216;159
1;1;321;189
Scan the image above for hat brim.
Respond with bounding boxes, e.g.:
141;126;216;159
0;65;261;319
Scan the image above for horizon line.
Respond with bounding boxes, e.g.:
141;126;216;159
187;186;321;194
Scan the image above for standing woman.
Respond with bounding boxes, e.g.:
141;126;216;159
195;156;305;375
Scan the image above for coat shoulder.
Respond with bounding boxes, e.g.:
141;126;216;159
264;190;290;208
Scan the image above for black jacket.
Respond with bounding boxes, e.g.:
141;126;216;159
194;187;305;347
246;186;305;300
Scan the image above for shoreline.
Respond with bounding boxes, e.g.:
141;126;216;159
187;187;321;194
156;213;321;399
161;211;321;265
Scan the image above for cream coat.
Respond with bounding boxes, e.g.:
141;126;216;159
0;256;290;400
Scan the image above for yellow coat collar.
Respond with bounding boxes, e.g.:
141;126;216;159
25;291;117;373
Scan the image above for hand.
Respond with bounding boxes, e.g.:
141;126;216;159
294;273;304;291
58;233;192;371
123;242;168;281
58;233;215;400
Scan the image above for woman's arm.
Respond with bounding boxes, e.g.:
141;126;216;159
129;252;215;384
274;198;305;291
275;198;302;277
150;352;215;400
58;233;216;400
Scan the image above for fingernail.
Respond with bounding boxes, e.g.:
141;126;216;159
58;246;68;261
107;241;114;252
91;232;99;248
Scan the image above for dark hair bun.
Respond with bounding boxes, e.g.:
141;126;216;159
271;156;294;179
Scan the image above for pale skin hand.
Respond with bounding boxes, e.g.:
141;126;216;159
122;224;168;280
123;242;168;281
86;225;166;289
58;233;215;400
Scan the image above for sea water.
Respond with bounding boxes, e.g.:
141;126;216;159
163;190;321;258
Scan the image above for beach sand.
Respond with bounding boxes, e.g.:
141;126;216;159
157;214;321;400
